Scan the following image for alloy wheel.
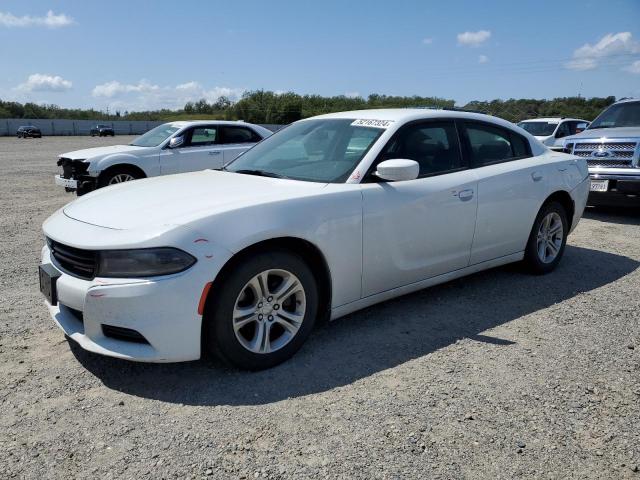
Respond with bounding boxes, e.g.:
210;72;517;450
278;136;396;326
536;212;563;264
108;173;135;184
232;269;306;354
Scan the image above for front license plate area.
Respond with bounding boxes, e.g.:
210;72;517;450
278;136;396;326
39;264;61;306
590;180;609;192
54;175;78;189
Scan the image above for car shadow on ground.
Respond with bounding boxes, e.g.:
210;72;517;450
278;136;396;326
584;205;640;226
70;244;638;406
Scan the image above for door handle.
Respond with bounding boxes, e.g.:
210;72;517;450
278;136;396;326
531;171;543;181
458;189;474;201
557;166;568;172
208;151;221;156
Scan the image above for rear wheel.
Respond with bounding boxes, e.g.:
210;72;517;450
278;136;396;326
203;250;318;370
523;201;568;274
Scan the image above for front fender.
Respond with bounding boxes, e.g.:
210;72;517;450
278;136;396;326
185;188;364;309
87;153;158;177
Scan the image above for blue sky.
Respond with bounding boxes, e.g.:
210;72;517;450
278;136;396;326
1;0;639;112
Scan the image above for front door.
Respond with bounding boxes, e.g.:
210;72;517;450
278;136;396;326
360;120;478;297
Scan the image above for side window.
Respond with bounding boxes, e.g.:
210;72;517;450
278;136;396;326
221;126;261;144
555;122;570;139
379;121;465;177
187;126;217;147
464;122;531;166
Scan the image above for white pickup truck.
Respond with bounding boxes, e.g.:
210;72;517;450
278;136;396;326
55;120;272;195
517;117;590;151
562;98;640;205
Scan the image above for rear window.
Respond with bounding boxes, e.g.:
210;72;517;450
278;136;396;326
465;122;532;166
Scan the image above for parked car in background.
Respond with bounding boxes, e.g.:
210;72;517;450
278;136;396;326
16;125;42;138
517;118;589;151
40;109;589;369
563;98;640;205
55;120;272;195
90;124;115;137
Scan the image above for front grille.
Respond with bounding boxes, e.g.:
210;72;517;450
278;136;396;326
47;238;97;279
574;142;636;150
57;158;89;179
586;160;634;168
573;141;638;167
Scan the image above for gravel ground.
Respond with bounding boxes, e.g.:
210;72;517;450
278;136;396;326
0;136;639;480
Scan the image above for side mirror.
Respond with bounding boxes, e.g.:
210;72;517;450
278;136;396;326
168;136;184;148
374;159;420;182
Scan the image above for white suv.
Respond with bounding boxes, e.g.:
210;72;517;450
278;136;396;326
55;120;272;195
517;118;589;151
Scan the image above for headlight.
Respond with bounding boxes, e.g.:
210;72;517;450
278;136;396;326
97;248;196;277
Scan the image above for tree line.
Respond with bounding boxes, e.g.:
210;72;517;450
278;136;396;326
0;92;617;124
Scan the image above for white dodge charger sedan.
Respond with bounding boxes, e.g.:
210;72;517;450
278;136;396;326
40;109;589;369
54;120;272;195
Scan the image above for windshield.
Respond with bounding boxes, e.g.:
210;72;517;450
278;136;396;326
589;102;640;129
517;121;557;136
130;124;181;147
225;119;384;183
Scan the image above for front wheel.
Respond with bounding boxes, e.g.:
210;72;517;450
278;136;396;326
523;201;568;274
98;168;143;187
203;250;318;370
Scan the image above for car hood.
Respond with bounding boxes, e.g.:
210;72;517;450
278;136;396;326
60;144;149;160
63;170;328;230
566;127;640;141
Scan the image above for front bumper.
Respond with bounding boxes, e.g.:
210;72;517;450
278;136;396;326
589;171;640;201
55;175;78;189
41;242;228;363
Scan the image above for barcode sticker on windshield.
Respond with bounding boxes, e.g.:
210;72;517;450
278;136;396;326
351;119;395;129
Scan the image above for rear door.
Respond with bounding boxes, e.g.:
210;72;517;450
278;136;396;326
164;125;224;173
219;126;263;164
461;121;548;264
361;120;478;296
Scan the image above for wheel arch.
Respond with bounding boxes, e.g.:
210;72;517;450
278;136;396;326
97;163;147;183
202;236;333;326
543;190;575;227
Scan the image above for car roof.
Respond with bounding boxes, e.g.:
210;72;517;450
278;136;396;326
306;108;523;131
167;120;262;128
519;117;589;123
614;98;639;104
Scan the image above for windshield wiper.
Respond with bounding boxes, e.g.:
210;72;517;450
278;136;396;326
233;169;290;179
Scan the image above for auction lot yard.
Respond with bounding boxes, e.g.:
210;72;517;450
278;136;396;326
1;135;639;479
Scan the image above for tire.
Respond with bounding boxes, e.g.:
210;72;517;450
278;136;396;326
523;201;568;274
203;250;319;370
97;167;143;187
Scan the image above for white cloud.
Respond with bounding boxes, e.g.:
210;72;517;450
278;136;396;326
92;79;245;110
566;32;640;71
345;91;361;98
624;60;640;74
457;30;491;47
478;55;489;64
0;10;74;28
422;37;433;45
17;73;72;92
92;80;160;97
